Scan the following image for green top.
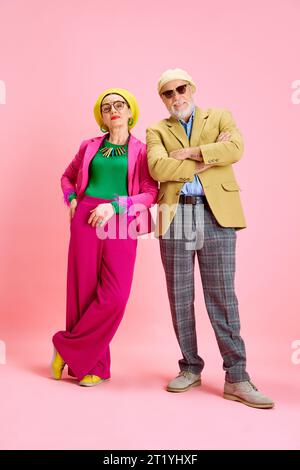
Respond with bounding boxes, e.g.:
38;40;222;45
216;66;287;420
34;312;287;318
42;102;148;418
69;139;129;214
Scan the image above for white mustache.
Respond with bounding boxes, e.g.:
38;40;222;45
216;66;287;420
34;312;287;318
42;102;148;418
173;100;186;106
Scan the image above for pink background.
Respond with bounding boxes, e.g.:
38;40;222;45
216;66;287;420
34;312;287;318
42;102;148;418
0;0;300;450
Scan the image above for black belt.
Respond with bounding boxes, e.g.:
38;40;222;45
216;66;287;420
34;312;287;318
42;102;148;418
179;195;207;205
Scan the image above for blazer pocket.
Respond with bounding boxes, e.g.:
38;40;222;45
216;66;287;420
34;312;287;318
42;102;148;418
221;181;241;191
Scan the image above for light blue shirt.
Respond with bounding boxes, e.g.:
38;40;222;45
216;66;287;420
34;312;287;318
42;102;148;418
179;109;204;196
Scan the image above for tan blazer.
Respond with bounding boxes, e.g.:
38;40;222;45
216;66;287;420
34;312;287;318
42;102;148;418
146;106;247;237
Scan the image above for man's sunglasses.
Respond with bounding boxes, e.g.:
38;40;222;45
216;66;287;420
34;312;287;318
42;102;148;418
161;84;188;99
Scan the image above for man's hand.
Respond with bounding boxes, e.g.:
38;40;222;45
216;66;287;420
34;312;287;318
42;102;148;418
69;198;77;222
169;147;202;161
194;133;232;174
195;162;210;173
169;132;231;163
217;132;231;142
88;203;115;228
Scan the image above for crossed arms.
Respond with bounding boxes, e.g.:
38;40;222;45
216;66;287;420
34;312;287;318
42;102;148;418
146;110;244;183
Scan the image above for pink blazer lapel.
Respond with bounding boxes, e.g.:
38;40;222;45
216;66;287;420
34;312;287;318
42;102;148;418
80;133;140;196
127;134;140;195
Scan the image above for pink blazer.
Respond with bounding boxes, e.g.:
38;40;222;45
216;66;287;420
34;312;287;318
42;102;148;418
61;133;158;235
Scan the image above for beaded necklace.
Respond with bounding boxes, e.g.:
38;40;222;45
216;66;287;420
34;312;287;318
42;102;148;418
100;140;127;158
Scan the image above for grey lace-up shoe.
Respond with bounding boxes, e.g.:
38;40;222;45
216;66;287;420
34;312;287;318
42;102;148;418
223;380;274;409
167;371;201;393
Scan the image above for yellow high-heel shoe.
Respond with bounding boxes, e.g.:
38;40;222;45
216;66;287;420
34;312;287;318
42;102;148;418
51;348;66;380
79;375;105;387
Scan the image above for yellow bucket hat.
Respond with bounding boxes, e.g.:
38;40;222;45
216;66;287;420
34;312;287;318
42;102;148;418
157;68;196;94
93;87;139;131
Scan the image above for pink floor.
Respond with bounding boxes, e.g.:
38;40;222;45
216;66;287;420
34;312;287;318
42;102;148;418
1;336;299;450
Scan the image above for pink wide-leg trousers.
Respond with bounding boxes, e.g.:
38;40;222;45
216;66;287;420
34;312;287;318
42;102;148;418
52;195;137;381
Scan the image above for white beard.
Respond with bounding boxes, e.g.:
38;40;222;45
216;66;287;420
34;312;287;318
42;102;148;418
170;100;195;120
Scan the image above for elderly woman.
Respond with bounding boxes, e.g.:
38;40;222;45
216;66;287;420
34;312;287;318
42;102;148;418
51;88;158;386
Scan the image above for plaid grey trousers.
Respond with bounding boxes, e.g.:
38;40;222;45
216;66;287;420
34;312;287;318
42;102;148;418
159;199;250;383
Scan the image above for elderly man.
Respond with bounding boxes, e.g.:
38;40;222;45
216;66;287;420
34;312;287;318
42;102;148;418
146;68;274;409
